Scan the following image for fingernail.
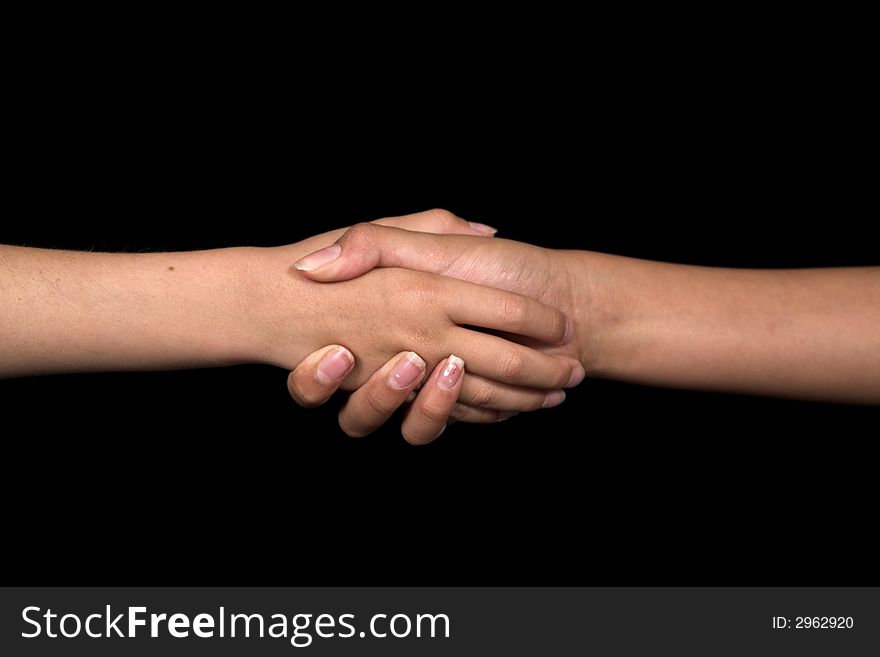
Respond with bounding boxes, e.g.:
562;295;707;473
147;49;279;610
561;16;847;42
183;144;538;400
566;363;586;388
315;346;354;384
294;244;341;271
542;390;566;408
438;354;465;391
563;317;575;344
497;411;518;422
467;221;498;236
388;352;426;390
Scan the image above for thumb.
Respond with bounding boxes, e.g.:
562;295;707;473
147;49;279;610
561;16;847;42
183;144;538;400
293;223;473;282
373;208;498;236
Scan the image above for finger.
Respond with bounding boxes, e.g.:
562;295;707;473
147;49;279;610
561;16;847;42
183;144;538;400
373;208;497;237
296;224;571;346
338;351;427;438
293;222;473;280
290;210;495;271
449;327;585;389
460;373;567;411
402;355;465;445
446;282;571;345
449;404;519;424
287;345;355;408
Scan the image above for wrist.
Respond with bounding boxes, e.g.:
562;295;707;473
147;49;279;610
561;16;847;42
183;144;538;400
564;250;634;378
181;246;285;367
236;243;323;369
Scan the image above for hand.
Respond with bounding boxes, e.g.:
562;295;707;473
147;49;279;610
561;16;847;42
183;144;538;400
249;213;582;441
293;220;588;366
294;216;880;405
287;208;499;262
260;261;578;441
276;211;582;442
283;215;588;441
0;209;577;430
258;258;579;390
287;346;507;444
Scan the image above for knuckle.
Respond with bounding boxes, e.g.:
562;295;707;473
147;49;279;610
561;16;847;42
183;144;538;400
344;222;379;248
427;208;458;228
449;403;469;422
497;351;525;381
452;404;493;423
363;386;397;418
496;296;529;329
402;325;438;354
468;383;498;408
418;400;449;425
393;275;442;323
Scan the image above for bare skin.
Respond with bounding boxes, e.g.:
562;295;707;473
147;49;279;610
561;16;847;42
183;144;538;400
5;208;875;446
294;221;880;406
0;212;584;447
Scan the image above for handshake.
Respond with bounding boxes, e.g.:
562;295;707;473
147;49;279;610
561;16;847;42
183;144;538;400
280;210;587;444
2;209;878;441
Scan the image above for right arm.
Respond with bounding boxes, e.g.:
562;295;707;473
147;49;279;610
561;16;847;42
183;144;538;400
294;221;880;405
571;252;880;404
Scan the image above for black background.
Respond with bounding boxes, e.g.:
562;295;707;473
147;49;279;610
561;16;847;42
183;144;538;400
2;16;876;585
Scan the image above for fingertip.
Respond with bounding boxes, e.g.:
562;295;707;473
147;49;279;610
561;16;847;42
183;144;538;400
467;221;499;236
315;346;355;384
293;244;341;272
542;390;566;409
387;351;427;390
566;363;586;388
438;354;465;391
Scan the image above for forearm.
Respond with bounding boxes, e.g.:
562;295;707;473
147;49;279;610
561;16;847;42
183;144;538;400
573;252;880;403
0;244;279;377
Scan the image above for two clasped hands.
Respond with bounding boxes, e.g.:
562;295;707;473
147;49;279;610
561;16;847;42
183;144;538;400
283;210;588;443
2;209;878;442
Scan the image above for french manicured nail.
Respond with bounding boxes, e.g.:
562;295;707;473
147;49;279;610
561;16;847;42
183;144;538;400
542;390;566;408
497;411;519;422
388;352;426;389
467;221;498;235
566;363;586;388
294;244;341;271
438;355;465;391
315;347;354;384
